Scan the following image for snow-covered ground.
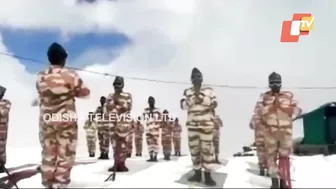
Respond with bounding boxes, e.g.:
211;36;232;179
3;146;336;188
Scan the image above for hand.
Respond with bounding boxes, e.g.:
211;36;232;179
180;99;186;109
249;122;255;129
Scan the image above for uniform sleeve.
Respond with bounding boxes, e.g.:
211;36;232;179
36;73;42;95
218;117;223;127
291;97;302;119
73;72;90;99
83;120;89;130
181;89;189;110
120;93;132;112
249;93;264;129
201;88;217;109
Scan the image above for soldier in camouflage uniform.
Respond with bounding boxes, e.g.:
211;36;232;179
161;110;173;160
213;114;223;164
250;96;268;176
172;118;182;156
105;76;132;172
95;96;110;160
253;72;301;188
83;112;97;157
36;42;90;188
0;86;11;173
142;96;162;162
126;119;135;157
180;68;217;186
134;116;144;156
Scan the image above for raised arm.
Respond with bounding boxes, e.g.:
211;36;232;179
73;72;90;99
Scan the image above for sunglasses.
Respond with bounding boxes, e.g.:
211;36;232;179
269;82;281;87
113;83;123;87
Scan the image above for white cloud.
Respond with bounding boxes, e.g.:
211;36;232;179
1;0;336;156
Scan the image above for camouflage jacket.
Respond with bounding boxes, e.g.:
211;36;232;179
94;106;104;125
134;122;144;137
181;86;217;129
161;119;173;136
250;91;302;131
0;99;11;125
36;65;90;126
83;119;97;136
172;123;182;138
104;92;132;124
143;107;162;131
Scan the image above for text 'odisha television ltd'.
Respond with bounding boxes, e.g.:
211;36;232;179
280;13;314;43
42;112;177;123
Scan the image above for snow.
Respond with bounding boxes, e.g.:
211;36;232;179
2;145;336;188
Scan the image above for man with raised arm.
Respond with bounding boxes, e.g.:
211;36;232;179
180;68;217;186
36;42;90;188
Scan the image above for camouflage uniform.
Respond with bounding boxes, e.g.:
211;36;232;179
257;91;301;178
134;121;144;156
181;86;216;171
95;106;110;156
161;118;173;158
213;115;222;162
0;99;11;167
143;108;162;156
172;122;182;155
127;121;135;156
104;92;132;171
250;96;268;170
83;119;97;155
36;65;90;187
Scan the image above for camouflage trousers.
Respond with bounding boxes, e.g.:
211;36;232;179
161;135;172;154
146;129;159;154
41;123;78;187
127;133;134;154
188;127;214;172
110;122;131;162
172;138;181;153
265;129;292;178
134;136;143;154
213;136;220;155
0;124;8;164
86;135;97;154
97;126;110;153
255;126;267;168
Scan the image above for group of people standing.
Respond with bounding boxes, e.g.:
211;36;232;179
83;102;183;162
0;42;301;189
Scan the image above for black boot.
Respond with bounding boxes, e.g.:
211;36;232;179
0;165;4;173
174;152;178;156
147;154;155;162
89;153;95;157
135;153;139;156
127;153;131;158
270;178;279;188
280;179;288;188
164;153;170;160
139;153;142;156
98;152;109;160
177;152;181;156
204;171;216;186
188;169;202;182
259;168;266;176
153;153;158;162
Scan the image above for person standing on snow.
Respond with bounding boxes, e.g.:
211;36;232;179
95;96;110;160
254;72;301;188
180;67;217;186
142;96;162;162
134;117;144;156
212;114;223;164
249;95;268;176
160;109;173;160
83;112;97;157
126;119;135;157
105;76;132;172
0;86;11;173
172;118;182;156
36;42;90;188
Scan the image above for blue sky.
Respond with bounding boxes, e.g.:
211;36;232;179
0;28;130;73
